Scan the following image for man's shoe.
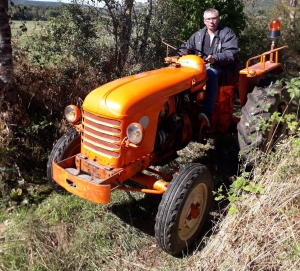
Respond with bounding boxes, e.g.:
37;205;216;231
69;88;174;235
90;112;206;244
198;112;212;127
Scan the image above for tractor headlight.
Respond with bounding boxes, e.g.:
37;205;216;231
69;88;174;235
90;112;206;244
126;123;144;145
64;105;81;124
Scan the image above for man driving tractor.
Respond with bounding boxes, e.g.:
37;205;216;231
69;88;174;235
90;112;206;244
184;8;239;126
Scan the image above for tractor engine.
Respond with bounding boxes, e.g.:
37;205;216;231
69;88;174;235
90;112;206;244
154;96;192;157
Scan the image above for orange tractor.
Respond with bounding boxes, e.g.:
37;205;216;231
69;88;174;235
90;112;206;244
47;19;290;256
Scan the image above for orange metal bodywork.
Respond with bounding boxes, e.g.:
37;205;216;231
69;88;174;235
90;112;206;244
52;153;158;203
80;55;207;169
52;158;112;203
83;55;206;118
51;44;287;204
238;46;287;107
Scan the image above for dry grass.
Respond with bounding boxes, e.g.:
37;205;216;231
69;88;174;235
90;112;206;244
0;137;299;270
0;190;182;270
185;137;300;271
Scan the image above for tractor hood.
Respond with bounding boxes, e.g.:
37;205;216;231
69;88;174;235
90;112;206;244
83;55;206;119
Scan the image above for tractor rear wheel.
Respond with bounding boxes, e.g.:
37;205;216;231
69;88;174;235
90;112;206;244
155;163;214;256
237;81;291;165
47;127;81;193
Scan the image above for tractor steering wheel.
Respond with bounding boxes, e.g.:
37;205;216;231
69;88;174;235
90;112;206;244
176;46;207;58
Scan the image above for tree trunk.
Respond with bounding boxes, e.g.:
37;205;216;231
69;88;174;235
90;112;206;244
103;0;134;76
138;0;153;57
289;0;297;37
0;0;15;105
116;0;134;74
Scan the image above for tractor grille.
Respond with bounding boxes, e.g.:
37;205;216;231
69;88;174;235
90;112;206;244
82;111;122;158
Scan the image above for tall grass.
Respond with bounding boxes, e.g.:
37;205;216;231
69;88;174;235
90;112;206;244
1;137;299;270
0;190;183;270
185;137;300;270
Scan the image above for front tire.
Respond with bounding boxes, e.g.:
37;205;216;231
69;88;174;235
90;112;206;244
155;163;214;256
237;82;291;165
46;127;81;193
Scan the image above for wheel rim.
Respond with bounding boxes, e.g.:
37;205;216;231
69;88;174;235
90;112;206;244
178;183;208;241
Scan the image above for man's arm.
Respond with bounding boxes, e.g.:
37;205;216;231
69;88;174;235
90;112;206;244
213;28;238;66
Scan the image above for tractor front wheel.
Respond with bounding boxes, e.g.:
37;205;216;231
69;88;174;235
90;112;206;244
155;163;214;256
47;127;81;193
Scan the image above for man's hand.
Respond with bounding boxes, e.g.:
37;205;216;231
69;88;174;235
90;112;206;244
205;55;215;64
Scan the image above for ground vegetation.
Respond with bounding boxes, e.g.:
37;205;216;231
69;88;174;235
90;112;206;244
0;0;299;269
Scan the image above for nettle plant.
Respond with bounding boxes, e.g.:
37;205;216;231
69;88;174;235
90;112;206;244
214;74;300;214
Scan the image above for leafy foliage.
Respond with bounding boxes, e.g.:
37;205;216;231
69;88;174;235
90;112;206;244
258;77;300;135
9;3;61;20
286;72;300;99
238;11;271;65
27;4;104;70
214;172;265;215
169;0;246;40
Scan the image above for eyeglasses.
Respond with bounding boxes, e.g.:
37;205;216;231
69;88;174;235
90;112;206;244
204;17;218;22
